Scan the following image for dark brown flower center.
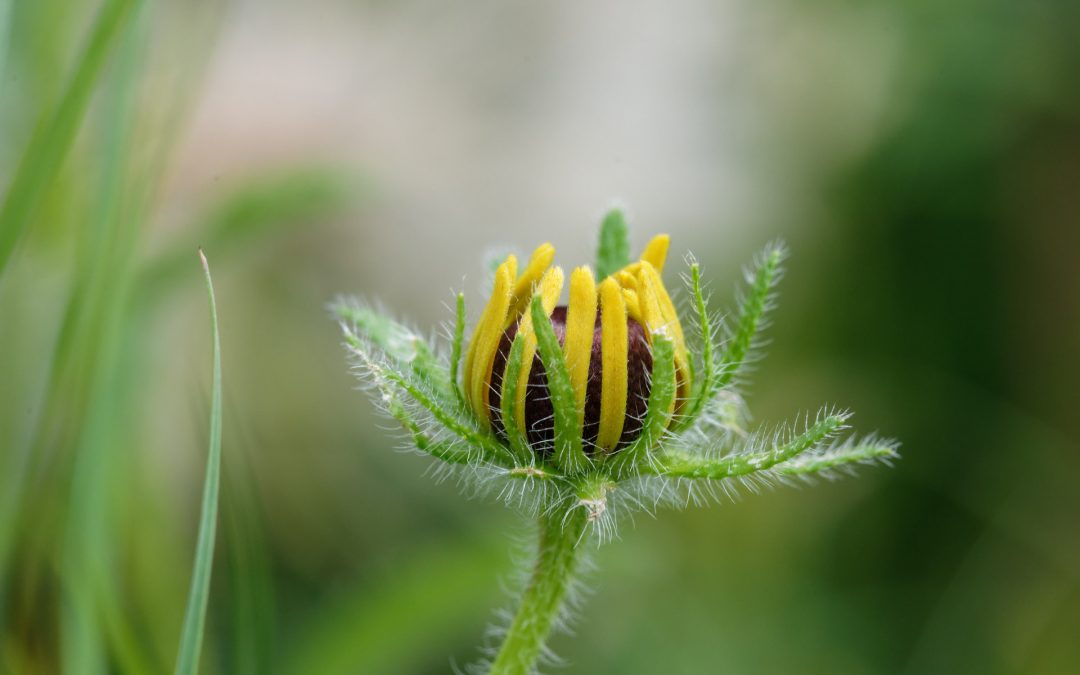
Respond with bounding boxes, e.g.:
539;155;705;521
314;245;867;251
489;306;653;455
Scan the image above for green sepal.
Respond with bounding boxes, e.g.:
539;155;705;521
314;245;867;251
384;396;474;466
776;436;900;476
450;292;467;409
595;209;630;279
530;296;589;475
340;325;513;468
333;302;454;403
717;243;785;388
648;411;849;480
609;334;676;477
499;333;534;465
674;262;716;431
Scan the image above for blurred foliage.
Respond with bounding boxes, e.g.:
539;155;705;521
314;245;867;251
1;0;1078;674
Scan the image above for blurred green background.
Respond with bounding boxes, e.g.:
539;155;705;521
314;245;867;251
2;0;1078;673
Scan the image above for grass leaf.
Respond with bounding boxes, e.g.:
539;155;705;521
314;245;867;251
0;0;140;275
174;249;224;675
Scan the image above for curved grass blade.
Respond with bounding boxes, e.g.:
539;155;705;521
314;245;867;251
0;0;141;275
174;249;224;675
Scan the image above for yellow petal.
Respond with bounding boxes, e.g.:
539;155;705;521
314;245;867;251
463;254;517;397
597;278;628;451
636;264;667;336
464;255;517;424
563;267;597;423
507;243;556;325
622;288;642;323
513;266;565;433
640;234;670;272
614;266;640;291
638;261;691;409
636;263;678;417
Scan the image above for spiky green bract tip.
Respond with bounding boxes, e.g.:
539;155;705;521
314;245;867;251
718;240;787;389
595;208;630;279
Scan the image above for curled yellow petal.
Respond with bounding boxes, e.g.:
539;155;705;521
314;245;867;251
563;267;598;423
614;266;640;291
640;234;670;272
597;278;628;451
464;255;517;424
636;265;667;336
622;288;642;323
507;243;556;324
513;266;565;433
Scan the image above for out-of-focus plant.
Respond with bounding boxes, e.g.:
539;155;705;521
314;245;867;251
333;210;898;674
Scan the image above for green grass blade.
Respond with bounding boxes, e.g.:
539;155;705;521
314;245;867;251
59;16;147;672
595;208;630;279
174;249;224;675
0;0;140;275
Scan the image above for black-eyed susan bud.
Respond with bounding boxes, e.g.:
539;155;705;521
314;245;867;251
463;236;691;456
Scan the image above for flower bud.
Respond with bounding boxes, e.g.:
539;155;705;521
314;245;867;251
488;306;654;453
463;237;690;456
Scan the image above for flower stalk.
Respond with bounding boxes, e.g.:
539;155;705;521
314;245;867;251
489;506;588;675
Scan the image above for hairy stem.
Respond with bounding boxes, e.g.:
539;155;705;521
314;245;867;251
489;508;588;675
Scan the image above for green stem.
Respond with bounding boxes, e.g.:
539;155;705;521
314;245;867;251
489;508;588;675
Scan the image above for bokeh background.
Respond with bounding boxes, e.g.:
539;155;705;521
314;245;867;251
2;0;1078;673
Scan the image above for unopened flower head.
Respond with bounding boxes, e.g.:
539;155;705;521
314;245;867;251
334;209;897;516
463;236;690;457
